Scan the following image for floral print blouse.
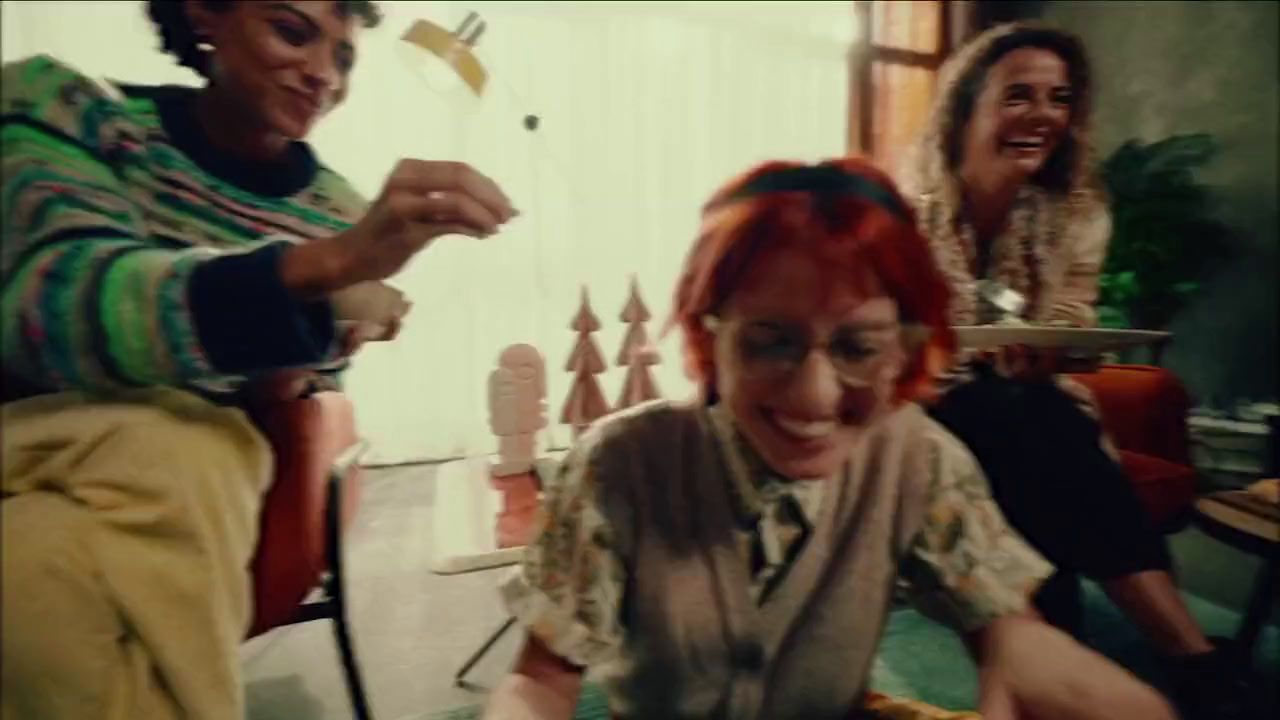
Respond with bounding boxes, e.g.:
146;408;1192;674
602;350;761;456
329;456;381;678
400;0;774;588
498;401;1053;670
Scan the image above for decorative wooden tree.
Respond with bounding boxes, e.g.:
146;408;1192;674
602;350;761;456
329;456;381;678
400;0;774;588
615;276;661;409
560;287;610;437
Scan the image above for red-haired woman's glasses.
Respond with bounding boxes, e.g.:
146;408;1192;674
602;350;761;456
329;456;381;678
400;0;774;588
703;316;902;387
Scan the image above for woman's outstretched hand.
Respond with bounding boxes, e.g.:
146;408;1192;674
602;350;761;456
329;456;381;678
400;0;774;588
974;615;1177;720
282;159;518;296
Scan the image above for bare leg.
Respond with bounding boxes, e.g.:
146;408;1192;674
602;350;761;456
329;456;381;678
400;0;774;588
1104;572;1263;717
1101;570;1215;656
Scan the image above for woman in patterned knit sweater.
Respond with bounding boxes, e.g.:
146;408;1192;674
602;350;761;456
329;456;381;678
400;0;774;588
0;1;515;717
897;22;1242;720
483;158;1174;720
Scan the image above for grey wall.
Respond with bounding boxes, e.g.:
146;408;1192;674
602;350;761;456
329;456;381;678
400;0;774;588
988;0;1278;404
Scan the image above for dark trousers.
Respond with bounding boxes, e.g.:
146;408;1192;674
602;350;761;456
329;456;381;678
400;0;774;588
928;369;1172;637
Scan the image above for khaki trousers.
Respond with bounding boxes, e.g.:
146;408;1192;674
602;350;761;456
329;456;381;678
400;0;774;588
1;388;272;720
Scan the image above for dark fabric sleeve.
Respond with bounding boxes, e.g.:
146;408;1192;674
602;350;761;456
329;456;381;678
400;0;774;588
187;241;336;374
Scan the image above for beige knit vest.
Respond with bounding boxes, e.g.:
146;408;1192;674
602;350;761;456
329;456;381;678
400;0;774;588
592;402;938;720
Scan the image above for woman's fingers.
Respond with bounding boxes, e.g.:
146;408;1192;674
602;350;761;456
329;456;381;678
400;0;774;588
386;192;493;238
377;314;404;342
408;222;492;246
395;159;516;223
456;168;518;222
393;296;413;320
340;318;406;355
419;191;503;234
335;159;518;288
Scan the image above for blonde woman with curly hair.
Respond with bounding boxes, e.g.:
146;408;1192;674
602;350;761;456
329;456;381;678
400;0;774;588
898;22;1250;720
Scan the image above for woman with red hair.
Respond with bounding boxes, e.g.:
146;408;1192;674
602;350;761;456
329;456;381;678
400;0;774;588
483;158;1173;720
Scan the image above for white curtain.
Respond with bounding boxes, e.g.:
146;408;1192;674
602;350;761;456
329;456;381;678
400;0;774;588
2;0;854;464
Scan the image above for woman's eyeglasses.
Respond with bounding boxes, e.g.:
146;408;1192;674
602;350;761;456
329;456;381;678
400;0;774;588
703;315;904;387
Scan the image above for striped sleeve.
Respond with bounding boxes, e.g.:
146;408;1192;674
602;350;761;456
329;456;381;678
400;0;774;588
1;55;337;392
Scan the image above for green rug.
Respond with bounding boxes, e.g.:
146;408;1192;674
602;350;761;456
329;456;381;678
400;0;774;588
872;580;1279;712
429;582;1278;718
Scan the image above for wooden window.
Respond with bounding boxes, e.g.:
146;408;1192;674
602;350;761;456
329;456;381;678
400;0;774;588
847;1;971;168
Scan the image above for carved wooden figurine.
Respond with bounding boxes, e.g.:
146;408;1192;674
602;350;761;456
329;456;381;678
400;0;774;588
488;343;547;477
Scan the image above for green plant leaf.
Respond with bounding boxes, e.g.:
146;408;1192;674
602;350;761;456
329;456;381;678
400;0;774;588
1098;132;1231;329
1097;306;1130;329
1144;134;1218;173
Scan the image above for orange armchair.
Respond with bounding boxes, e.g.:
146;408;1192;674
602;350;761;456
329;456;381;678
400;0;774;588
247;389;373;719
1068;364;1198;530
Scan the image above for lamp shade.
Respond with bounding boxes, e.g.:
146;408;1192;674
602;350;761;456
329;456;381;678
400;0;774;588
400;13;489;97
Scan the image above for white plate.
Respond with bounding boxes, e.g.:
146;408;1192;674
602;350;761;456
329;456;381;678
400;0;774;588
952;326;1171;351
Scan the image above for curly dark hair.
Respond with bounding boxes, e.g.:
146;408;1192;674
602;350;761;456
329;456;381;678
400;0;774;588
146;0;383;77
944;26;1092;195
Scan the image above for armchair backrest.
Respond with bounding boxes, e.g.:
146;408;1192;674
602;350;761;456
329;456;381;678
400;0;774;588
1067;364;1192;465
248;391;364;637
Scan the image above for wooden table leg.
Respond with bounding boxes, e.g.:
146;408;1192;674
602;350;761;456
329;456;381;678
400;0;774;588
1230;549;1278;669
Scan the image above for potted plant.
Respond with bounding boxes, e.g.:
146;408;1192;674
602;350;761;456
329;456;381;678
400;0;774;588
1096;133;1231;329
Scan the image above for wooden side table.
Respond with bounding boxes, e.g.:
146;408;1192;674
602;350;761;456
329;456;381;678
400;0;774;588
1192;489;1279;670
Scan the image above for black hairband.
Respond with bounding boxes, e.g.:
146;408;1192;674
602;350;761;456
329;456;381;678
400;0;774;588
715;165;913;223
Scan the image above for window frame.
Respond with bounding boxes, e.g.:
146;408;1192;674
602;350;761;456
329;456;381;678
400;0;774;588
845;0;973;157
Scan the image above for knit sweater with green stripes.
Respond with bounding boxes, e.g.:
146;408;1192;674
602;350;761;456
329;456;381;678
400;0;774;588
1;54;368;402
